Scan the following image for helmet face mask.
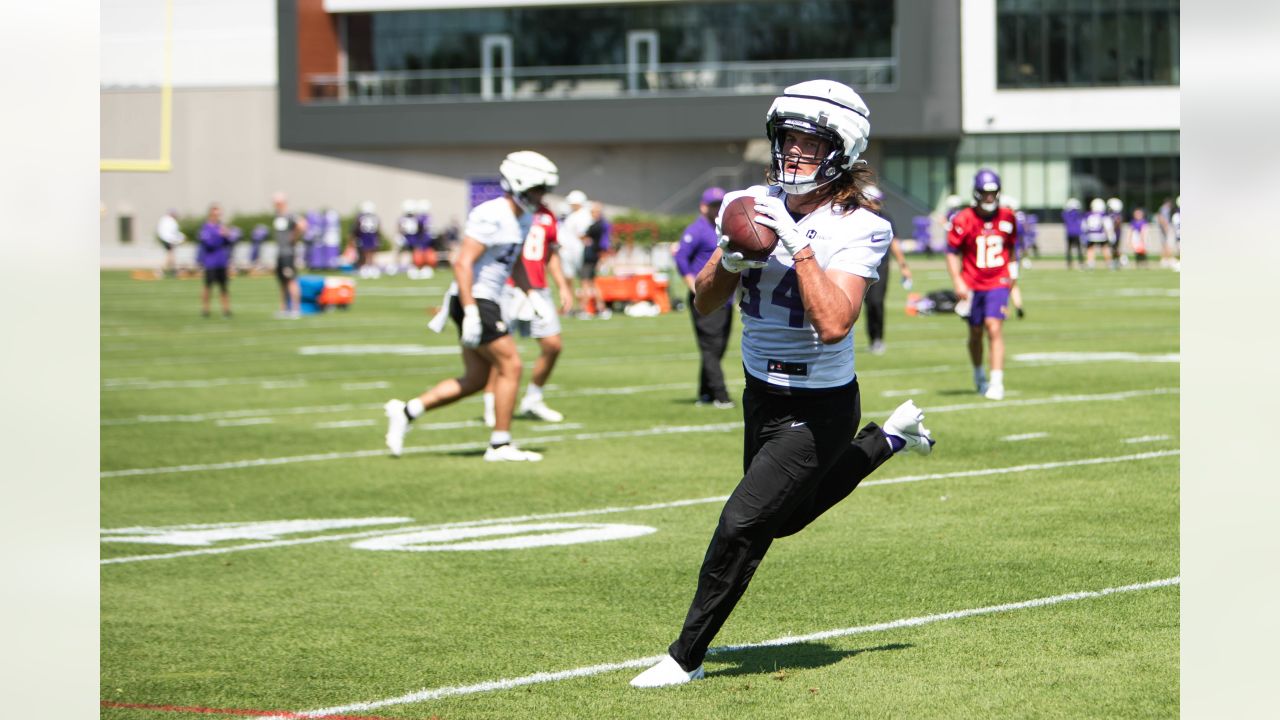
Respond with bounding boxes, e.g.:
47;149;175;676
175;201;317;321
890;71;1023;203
499;151;559;213
765;79;870;195
972;168;1001;213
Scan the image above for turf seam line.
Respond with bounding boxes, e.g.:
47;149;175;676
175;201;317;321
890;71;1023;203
289;577;1180;716
101;449;1178;565
100;387;1178;478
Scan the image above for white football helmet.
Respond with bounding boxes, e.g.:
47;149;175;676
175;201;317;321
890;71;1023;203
360;201;376;214
565;190;588;206
1064;197;1082;210
500;151;559;212
1005;195;1021;212
1090;198;1106;213
1107;197;1123;213
765;79;871;194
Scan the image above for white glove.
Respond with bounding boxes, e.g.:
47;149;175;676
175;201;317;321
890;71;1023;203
717;234;767;274
460;304;482;347
752;195;809;256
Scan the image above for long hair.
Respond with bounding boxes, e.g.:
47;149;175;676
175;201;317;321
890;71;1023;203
765;160;878;214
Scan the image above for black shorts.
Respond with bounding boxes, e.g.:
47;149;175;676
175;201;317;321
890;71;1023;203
448;296;509;346
581;256;599;281
276;259;297;282
203;267;229;289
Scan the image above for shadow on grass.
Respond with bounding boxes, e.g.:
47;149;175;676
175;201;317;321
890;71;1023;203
936;388;984;397
707;641;912;678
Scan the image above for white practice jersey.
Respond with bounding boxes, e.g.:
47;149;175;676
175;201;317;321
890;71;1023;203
719;185;891;389
456;196;534;302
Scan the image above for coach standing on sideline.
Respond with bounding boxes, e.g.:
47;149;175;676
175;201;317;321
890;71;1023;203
674;187;734;409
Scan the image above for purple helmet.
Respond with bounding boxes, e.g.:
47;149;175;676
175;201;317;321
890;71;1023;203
973;168;1001;212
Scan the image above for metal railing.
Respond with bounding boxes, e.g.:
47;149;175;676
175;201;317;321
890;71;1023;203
305;58;896;105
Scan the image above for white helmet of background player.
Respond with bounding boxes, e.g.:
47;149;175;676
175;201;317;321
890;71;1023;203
1090;198;1106;213
1064;197;1082;210
1107;197;1123;213
500;151;559;213
945;194;963;211
565;190;588;207
1005;195;1021;212
765;79;871;194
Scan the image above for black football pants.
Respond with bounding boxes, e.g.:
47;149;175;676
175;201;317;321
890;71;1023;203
690;291;733;404
668;377;896;671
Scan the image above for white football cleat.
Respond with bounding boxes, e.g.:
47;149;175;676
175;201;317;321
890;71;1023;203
983;383;1005;401
484;444;543;462
384;400;410;457
883;399;935;456
519;399;564;423
629;655;705;688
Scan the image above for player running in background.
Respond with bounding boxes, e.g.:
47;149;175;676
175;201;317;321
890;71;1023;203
946;168;1018;401
384;151;559;463
271;192;306;318
482;201;574;426
1128;207;1151;267
631;79;934;689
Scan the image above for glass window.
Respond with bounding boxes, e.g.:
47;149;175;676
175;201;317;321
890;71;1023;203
998;0;1178;88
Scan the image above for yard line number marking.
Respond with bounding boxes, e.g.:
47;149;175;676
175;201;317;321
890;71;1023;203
101;449;1178;565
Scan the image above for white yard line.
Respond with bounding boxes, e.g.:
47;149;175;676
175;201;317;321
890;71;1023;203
100;387;1178;478
1001;432;1049;442
291;577;1180;716
101;449;1178;565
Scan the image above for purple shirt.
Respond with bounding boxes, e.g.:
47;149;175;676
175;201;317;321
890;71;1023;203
354;212;380;249
1063;207;1084;236
414;213;432;249
674;215;719;279
197;222;235;269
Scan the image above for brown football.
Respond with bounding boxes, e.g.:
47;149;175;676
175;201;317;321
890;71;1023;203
720;196;778;261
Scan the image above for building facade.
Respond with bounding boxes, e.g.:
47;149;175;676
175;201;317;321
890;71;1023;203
100;0;1178;265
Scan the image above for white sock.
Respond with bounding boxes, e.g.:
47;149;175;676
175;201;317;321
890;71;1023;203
990;370;1004;385
483;392;495;415
489;430;512;447
524;384;543;404
406;398;425;419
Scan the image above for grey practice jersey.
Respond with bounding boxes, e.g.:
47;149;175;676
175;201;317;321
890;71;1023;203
453;197;533;302
719;185;891;389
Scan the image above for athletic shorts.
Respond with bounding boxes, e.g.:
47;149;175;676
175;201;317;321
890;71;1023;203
558;244;583;279
499;285;561;339
1085;237;1109;246
276;259;297;282
580;256;599;281
967;288;1009;326
448;295;509;346
203;267;229;289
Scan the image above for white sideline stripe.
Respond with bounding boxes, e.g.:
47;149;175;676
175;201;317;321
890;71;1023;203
1124;434;1171;444
101;450;1178;565
214;418;274;428
99;387;1178;478
1001;432;1048;442
293;577;1180;715
315;419;376;429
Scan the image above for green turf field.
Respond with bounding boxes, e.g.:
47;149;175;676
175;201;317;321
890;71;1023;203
100;258;1179;719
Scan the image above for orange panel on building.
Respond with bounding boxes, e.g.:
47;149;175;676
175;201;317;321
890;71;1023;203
296;0;339;101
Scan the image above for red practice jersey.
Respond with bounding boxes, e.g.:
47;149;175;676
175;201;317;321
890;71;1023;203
947;206;1018;291
510;206;559;290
